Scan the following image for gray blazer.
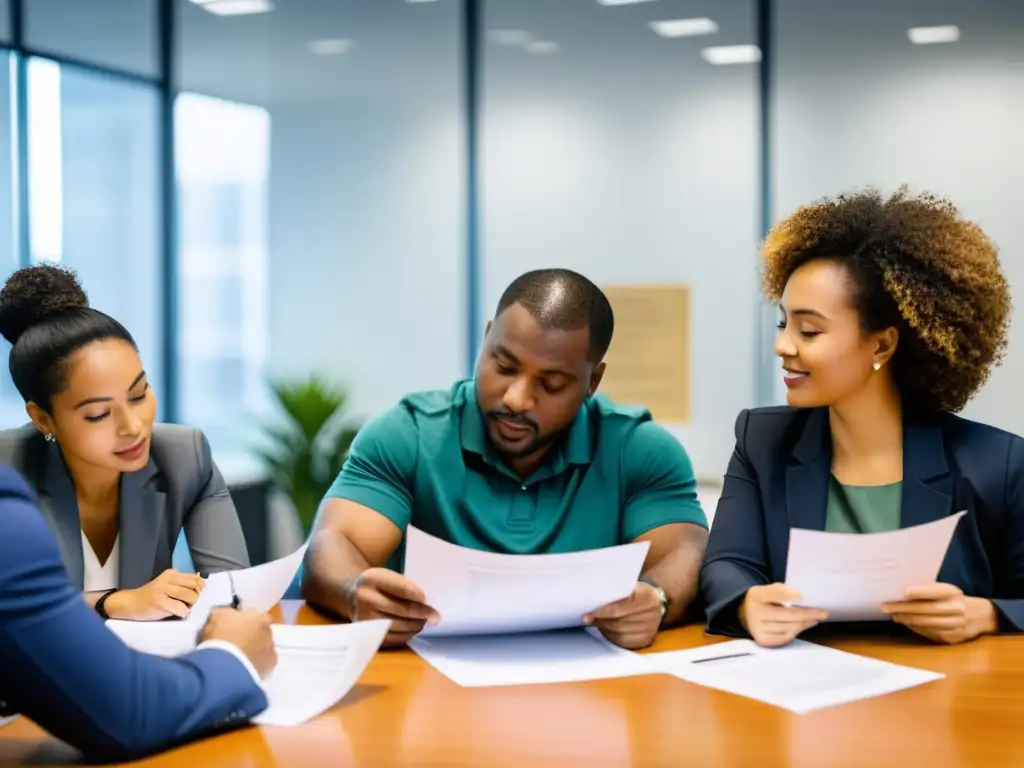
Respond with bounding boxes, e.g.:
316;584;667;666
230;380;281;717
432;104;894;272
0;424;250;590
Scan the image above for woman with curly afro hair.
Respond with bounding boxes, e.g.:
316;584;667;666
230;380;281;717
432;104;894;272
701;187;1024;648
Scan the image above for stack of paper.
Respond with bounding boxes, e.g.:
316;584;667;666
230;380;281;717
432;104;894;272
646;639;943;713
409;628;650;688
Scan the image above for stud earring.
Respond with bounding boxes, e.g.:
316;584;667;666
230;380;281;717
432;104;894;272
44;433;55;443
872;362;881;371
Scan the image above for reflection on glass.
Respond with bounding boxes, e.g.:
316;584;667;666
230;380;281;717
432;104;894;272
175;92;270;455
0;53;17;427
24;59;162;417
26;59;62;264
25;0;158;78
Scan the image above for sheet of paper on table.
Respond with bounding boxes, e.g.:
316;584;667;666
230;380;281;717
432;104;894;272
784;511;965;621
646;639;943;714
106;620;199;658
254;620;390;726
111;617;390;726
409;627;651;688
403;526;650;637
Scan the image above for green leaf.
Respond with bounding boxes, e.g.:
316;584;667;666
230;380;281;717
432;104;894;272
253;374;363;535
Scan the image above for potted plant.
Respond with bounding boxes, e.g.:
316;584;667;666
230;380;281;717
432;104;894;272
255;375;363;534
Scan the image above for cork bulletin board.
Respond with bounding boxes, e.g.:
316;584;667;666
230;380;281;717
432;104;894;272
599;285;690;422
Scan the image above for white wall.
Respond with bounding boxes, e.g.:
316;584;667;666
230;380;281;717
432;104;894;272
480;1;760;480
773;0;1024;432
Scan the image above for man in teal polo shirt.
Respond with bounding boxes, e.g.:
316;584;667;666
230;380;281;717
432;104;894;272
303;268;708;649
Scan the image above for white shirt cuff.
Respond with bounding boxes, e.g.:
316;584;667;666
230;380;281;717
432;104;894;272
196;639;262;685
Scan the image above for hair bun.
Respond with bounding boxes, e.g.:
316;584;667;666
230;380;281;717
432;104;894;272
0;264;89;346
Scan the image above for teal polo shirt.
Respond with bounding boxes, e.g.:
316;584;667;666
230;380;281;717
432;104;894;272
325;379;706;571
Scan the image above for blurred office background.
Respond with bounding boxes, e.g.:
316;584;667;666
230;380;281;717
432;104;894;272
0;0;1020;562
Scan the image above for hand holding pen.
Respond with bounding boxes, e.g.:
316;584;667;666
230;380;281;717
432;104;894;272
197;571;278;678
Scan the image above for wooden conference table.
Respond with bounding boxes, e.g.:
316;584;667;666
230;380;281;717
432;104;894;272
2;600;1023;767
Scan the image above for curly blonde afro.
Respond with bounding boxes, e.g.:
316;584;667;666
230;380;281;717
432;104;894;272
762;187;1011;412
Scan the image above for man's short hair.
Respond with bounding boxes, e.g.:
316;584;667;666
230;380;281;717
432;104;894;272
495;268;614;362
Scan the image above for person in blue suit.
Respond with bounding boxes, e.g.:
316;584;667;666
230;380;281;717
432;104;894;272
0;464;276;761
702;187;1023;647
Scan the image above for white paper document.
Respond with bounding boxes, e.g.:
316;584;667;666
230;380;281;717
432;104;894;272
110;618;390;726
190;544;309;622
409;627;650;688
403;526;650;637
107;544;309;657
648;639;943;714
255;619;390;726
106;619;199;658
784;511;965;621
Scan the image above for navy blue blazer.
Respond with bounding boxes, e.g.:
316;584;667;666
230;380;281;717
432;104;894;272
0;465;267;762
702;406;1024;636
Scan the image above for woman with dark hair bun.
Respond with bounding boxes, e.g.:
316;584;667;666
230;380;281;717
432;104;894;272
0;264;250;621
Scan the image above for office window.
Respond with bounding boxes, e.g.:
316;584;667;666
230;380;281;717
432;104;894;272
481;0;759;479
176;0;465;428
24;59;162;416
773;0;1024;429
25;0;158;77
175;92;269;454
0;53;19;428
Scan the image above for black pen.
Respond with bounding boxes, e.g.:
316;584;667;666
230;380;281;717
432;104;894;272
691;652;755;665
228;572;241;610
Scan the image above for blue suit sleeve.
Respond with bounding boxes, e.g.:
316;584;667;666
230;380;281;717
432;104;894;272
700;410;772;636
0;467;267;762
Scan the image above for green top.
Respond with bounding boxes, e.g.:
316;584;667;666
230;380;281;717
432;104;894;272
824;475;902;534
324;379;707;571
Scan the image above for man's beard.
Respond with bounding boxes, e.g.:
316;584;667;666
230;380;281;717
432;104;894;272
486;411;566;459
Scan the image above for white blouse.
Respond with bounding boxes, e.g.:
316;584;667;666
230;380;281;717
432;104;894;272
81;530;120;592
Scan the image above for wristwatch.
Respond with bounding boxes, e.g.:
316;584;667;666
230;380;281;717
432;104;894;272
639;577;669;620
95;588;119;620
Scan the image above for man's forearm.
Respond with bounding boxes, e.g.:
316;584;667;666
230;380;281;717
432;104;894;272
641;533;706;626
301;531;371;620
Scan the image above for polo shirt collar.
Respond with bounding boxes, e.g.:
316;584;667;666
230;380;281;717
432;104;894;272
459;381;595;469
